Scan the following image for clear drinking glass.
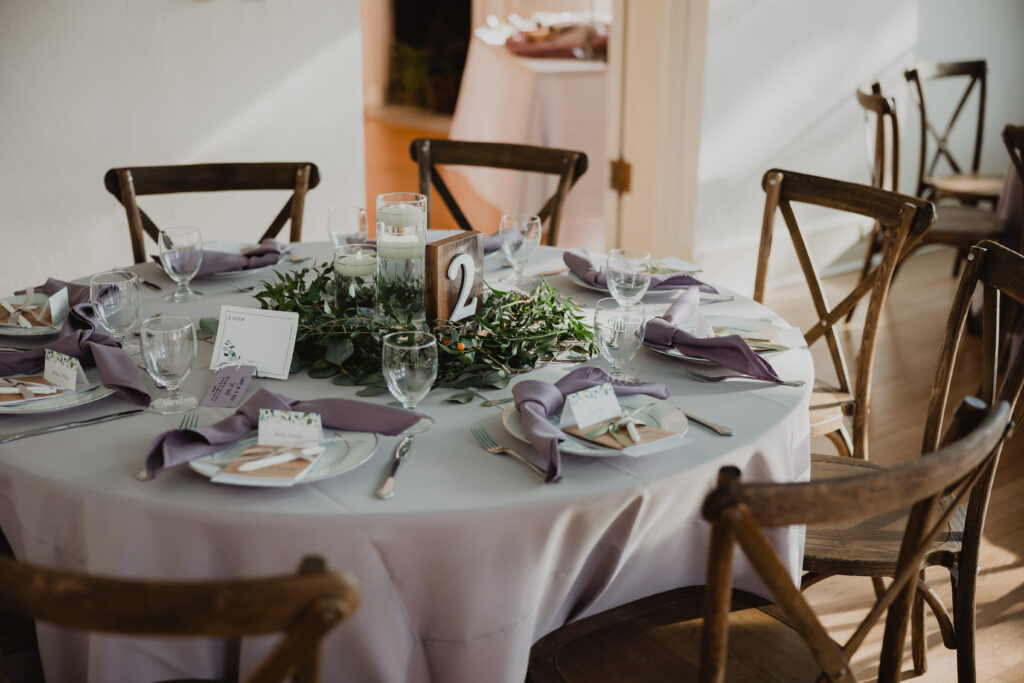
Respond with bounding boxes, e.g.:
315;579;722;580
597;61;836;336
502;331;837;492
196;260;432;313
593;299;646;381
159;227;204;303
327;206;369;248
333;244;377;316
382;331;437;432
499;214;542;286
376;193;428;323
606;249;653;309
140;315;198;414
89;270;141;345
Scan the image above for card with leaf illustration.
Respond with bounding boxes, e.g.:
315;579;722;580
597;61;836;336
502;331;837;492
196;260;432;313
210;305;298;380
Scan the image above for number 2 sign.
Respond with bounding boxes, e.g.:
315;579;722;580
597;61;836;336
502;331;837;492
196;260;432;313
425;231;483;325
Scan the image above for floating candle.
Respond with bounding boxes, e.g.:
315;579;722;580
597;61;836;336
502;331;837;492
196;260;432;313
377;203;426;229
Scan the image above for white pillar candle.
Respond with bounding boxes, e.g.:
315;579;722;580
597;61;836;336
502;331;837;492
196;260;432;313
377;203;426;228
334;252;377;277
377;234;426;259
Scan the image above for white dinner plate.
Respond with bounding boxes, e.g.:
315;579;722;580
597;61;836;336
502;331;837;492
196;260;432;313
196;241;287;280
501;394;688;457
188;430;379;486
0;293;60;338
646;315;803;366
0;382;116;414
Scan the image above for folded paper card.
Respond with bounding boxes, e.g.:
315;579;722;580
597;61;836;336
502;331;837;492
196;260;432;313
44;349;87;390
210;306;298;380
200;364;256;408
563;383;621;429
257;408;323;446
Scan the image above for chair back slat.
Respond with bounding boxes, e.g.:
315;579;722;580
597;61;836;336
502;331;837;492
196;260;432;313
104;162;321;263
857;83;900;193
754;169;936;459
700;399;1012;683
409;139;587;246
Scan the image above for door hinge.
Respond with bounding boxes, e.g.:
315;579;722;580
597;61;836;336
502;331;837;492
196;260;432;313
610;158;632;194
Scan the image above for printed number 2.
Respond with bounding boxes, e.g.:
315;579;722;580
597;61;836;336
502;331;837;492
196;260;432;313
447;253;478;322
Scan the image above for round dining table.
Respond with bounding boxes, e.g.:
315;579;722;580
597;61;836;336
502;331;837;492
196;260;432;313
0;240;812;683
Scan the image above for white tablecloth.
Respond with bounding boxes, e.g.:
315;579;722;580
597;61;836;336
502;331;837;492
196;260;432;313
0;242;811;682
448;33;607;250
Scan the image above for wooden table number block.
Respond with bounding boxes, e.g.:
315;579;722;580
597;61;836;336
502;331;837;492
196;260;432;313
426;231;483;325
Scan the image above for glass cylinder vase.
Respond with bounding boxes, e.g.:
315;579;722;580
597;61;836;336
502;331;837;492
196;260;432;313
333;244;376;317
375;192;428;323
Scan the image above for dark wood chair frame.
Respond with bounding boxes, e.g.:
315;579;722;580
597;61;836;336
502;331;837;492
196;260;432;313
104;162;321;264
408;139;587;246
803;240;1024;681
905;60;996;202
528;399;1013;683
753;169;936;460
0;554;358;683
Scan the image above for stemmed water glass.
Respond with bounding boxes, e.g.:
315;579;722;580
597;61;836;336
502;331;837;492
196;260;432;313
499;214;542;286
327;206;369;247
89;270;141;349
606;249;653;309
139;315;198;414
593;299;646;381
382;331;437;433
159;227;204;303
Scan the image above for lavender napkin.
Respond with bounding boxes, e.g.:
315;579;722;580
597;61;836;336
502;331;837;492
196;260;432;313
15;278;91;307
483;234;504;254
0;303;151;405
511;366;671;483
144;388;428;477
562;249;717;293
642;289;782;383
154;239;288;279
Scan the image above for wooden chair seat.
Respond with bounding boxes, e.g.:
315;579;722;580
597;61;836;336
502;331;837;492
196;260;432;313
924;174;1004;203
528;586;825;683
803;455;962;574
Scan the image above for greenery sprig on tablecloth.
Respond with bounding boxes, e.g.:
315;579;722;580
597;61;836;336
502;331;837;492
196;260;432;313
251;263;595;389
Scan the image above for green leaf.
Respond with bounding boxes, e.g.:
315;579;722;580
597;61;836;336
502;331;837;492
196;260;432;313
308;365;339;379
356;385;388;397
447;391;477;404
325;338;354;366
331;374;355;386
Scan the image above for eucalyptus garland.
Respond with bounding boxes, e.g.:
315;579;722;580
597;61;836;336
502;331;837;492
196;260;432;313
252;263;596;389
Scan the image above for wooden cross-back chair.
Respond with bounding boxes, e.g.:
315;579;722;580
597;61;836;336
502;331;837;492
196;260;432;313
753;169;936;460
905;60;1003;203
803;239;1024;681
0;554;358;683
528;399;1012;683
104;162;321;264
408;139;587;246
849;84;1005;310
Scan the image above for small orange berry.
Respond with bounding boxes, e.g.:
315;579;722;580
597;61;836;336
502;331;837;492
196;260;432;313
442;338;451;346
456;342;466;351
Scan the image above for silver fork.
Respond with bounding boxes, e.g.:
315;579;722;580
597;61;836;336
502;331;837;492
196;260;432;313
685;369;805;388
470;428;552;481
136;411;199;481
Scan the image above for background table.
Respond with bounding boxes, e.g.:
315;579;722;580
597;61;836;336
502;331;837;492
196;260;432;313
0;242;811;682
448;32;607;250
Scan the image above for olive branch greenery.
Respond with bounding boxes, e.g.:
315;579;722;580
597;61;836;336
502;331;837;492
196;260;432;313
247;263;596;391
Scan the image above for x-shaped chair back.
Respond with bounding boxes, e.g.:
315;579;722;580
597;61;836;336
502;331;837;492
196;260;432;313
905;60;988;198
753;170;936;459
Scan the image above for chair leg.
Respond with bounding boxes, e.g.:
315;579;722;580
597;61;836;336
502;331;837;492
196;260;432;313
912;588;927;675
953;566;978;683
824;425;853;458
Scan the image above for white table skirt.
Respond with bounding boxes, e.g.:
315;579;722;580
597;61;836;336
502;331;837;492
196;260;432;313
448;33;607;251
0;242;811;683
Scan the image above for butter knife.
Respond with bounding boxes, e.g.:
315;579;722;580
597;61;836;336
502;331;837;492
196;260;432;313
375;434;414;499
0;408;145;444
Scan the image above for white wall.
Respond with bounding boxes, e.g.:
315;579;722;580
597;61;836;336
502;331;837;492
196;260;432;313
0;0;365;294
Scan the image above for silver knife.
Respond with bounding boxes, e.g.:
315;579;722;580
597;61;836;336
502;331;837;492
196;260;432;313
0;408;145;445
375;434;414;499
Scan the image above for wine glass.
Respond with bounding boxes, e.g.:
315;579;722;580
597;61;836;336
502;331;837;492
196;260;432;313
382;331;437;432
89;270;141;348
327;206;369;248
499;214;542;286
593;299;646;381
139;315;198;414
606;249;653;309
159;227;204;303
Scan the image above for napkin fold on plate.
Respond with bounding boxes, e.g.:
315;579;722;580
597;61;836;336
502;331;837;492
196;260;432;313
562;249;717;293
154;239;289;278
0;303;151;405
642;288;783;383
144;388;428;477
16;278;92;307
511;366;671;483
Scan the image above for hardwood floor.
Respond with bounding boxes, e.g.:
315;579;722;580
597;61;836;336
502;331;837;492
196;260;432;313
366;113;1023;681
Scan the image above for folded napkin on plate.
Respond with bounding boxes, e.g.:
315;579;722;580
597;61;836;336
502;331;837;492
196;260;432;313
642;289;782;383
0;303;151;405
144;388;427;477
154;239;289;278
562;249;717;293
15;278;91;308
511;366;671;483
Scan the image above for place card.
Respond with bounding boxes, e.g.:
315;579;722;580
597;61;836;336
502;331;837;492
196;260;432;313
209;305;298;380
257;408;323;446
47;287;70;327
200;364;256;408
563;383;622;429
43;349;86;390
